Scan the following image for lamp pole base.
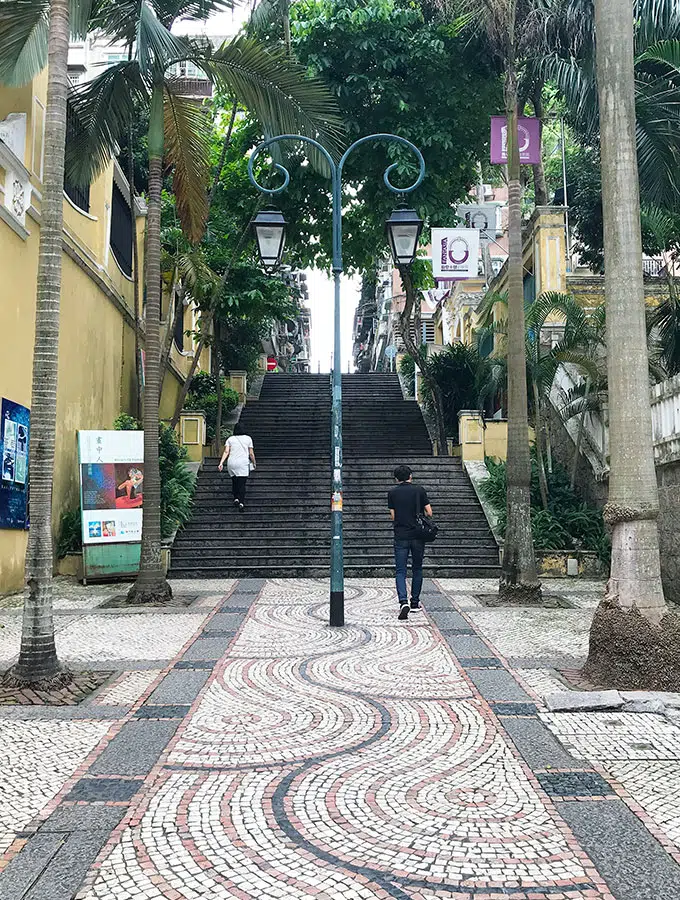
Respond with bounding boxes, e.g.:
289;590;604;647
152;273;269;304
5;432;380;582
330;591;345;627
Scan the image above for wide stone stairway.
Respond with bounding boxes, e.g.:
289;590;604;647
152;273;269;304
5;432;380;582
170;374;500;578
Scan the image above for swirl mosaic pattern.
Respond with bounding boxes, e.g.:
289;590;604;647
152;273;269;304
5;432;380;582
81;583;612;900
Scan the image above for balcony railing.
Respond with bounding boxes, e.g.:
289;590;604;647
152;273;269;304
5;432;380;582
174;78;212;98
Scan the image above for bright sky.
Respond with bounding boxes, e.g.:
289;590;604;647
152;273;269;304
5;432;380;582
306;270;360;374
173;7;251;36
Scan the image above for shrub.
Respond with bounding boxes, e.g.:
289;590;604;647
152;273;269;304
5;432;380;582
184;371;239;443
113;414;140;431
56;509;82;558
159;424;195;539
480;453;611;563
422;343;489;441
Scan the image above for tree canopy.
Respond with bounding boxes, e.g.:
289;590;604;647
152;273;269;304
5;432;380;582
259;0;502;273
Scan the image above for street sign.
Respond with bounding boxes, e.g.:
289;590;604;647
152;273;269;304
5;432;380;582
385;345;398;359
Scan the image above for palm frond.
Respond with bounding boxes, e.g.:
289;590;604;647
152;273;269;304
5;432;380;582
0;0;49;87
65;61;149;186
200;35;345;159
154;0;234;27
249;0;284;33
163;86;211;244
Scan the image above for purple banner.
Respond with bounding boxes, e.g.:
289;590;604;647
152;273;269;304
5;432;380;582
490;116;542;165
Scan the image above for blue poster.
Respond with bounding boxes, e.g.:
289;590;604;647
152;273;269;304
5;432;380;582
0;398;30;530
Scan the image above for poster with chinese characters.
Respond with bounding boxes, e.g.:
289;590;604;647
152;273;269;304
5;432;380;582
431;228;480;280
0;397;30;530
490;116;542;165
78;430;144;544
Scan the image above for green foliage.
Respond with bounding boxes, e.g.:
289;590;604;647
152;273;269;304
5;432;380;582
273;0;503;273
56;509;82;559
113;414;141;431
481;455;611;563
184;371;240;443
421;344;493;441
158;424;195;539
399;355;415;397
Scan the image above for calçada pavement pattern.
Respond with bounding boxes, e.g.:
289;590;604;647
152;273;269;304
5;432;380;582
1;578;680;899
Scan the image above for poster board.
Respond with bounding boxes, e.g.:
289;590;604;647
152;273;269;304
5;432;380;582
490;116;542;165
0;398;30;530
431;228;480;280
78;430;144;545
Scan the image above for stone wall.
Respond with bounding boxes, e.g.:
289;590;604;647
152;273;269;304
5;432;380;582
657;461;680;604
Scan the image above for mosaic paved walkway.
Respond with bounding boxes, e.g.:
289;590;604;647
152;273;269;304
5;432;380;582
1;578;680;900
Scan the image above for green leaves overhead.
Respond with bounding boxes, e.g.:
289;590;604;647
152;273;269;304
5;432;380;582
0;1;49;86
163;86;211;244
202;36;344;156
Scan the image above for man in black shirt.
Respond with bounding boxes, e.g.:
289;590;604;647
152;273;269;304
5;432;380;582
387;464;433;620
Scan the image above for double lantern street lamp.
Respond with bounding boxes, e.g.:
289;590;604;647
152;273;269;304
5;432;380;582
249;134;425;627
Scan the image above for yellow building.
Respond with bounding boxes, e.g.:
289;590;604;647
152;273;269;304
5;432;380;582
0;72;208;593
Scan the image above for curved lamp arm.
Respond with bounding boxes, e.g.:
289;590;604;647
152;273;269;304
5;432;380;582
247;134;337;196
338;133;425;195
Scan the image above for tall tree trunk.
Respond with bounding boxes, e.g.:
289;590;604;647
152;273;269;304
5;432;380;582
282;0;291;54
585;0;675;689
499;58;541;603
532;86;548;206
159;281;184;401
532;383;549;510
128;84;172;604
399;267;449;456
10;0;71;685
128;124;142;420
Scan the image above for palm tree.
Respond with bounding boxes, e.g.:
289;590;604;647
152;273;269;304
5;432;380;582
0;0;100;684
540;0;680;206
477;289;600;509
250;0;292;53
584;0;673;687
67;1;342;602
433;0;545;601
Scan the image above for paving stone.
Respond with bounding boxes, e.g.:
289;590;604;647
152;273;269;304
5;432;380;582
40;806;125;833
559;799;680;900
89;720;179;776
23;830;111;900
0;833;63;900
427;610;472;630
458;658;503;669
502;717;582;770
203;613;244;633
466;668;533;702
173;660;214;670
537;771;615;797
146;669;209;705
440;633;493;658
622;691;680;708
491;701;539;716
623;699;666;714
65;778;143;803
181;636;229;660
545;689;624;711
133;704;190;719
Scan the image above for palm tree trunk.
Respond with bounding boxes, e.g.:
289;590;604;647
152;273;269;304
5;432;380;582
282;0;292;54
499;61;541;603
127;125;142;420
532;86;548;206
10;0;71;685
128;84;172;604
585;0;674;688
532;383;549;510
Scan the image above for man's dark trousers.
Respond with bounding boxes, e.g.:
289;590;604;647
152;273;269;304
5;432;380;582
394;537;425;604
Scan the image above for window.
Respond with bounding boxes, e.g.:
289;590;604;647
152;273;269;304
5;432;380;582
107;53;128;65
109;181;133;276
173;297;185;351
63;105;90;211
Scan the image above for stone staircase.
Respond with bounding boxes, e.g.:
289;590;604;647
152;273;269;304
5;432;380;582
170;374;500;578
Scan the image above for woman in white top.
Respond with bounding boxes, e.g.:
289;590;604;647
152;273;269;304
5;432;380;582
218;423;256;511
